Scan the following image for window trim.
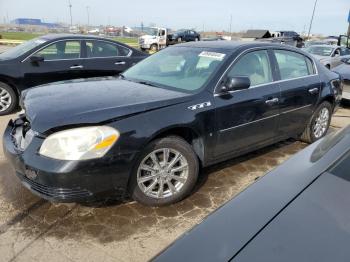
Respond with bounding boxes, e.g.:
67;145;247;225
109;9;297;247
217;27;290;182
214;47;319;97
21;38;132;63
84;39;132;59
214;47;275;95
272;48;318;81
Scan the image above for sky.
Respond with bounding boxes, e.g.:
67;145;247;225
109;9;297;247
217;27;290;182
0;0;349;35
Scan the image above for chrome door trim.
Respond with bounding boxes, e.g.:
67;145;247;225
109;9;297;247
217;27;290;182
21;38;132;63
219;104;313;133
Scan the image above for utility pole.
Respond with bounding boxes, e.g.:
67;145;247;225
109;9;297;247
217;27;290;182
68;0;73;26
86;6;90;28
229;14;232;35
307;0;318;40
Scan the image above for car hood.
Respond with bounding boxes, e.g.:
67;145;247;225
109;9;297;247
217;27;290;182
332;64;350;80
311;54;329;62
22;77;192;134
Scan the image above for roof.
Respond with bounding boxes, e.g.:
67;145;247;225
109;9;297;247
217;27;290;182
39;34;107;40
175;40;283;51
243;30;271;39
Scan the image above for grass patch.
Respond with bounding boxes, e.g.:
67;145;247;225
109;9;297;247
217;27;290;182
112;37;138;44
0;32;43;40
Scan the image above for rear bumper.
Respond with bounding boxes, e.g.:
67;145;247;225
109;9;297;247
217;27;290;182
342;81;350;100
3;120;137;203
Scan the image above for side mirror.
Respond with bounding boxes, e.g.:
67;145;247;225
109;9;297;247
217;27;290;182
221;76;251;93
30;55;44;63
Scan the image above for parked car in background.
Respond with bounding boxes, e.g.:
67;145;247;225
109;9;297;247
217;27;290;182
0;34;148;115
168;29;200;43
154;125;350;262
3;41;341;206
304;44;350;69
333;56;350;101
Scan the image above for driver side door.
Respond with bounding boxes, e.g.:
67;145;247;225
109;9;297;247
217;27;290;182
20;40;85;88
214;49;280;158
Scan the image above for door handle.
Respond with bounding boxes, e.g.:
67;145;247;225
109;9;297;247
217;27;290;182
265;98;279;105
308;88;319;95
115;61;126;65
70;65;84;69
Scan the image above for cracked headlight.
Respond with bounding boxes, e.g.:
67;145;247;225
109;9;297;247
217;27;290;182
39;126;119;160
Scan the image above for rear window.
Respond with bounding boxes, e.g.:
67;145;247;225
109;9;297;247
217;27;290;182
328;150;350;180
311;126;350;162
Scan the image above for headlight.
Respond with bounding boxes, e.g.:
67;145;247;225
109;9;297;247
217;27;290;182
39;126;119;160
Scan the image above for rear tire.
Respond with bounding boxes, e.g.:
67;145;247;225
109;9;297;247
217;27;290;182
129;136;199;206
300;101;332;143
0;82;17;116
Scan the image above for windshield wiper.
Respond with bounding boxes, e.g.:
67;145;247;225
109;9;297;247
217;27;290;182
135;80;159;87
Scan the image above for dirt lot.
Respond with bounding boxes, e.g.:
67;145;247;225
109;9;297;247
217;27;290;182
0;106;349;262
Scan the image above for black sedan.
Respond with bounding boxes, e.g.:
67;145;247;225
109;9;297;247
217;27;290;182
168;29;201;43
153;125;350;261
333;56;350;101
3;41;342;206
0;34;147;115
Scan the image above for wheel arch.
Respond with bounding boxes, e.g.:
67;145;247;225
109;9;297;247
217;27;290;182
148;126;205;166
0;75;20;96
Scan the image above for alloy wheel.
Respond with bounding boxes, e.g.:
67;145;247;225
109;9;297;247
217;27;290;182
137;148;189;199
0;87;12;112
313;107;330;139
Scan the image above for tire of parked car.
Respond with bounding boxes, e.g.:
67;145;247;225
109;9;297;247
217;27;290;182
178;37;182;43
195;37;199;41
0;82;17;116
300;101;332;143
129;136;199;206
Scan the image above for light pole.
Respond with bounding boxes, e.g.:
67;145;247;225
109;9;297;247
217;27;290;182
68;0;73;26
307;0;318;40
86;6;90;28
229;14;232;35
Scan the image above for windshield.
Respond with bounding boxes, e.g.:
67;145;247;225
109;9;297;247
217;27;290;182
143;28;158;36
0;38;47;59
123;47;227;93
305;46;334;57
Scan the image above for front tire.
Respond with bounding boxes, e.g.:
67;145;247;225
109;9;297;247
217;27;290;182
0;82;17;116
129;136;199;206
300;101;332;143
150;44;158;52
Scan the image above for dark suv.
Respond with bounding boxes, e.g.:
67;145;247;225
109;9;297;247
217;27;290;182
168;29;201;43
4;41;342;206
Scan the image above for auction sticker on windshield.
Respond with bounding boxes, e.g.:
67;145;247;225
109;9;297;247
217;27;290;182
199;51;226;60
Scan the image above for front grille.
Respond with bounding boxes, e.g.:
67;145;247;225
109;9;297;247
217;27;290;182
22;175;92;199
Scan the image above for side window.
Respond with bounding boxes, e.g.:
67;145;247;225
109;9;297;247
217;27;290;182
274;50;311;80
227;50;273;87
305;57;315;75
36;41;80;60
340;47;350;56
86;41;130;58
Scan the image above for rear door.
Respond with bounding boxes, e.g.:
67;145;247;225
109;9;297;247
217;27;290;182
82;40;134;78
21;40;84;87
272;49;320;137
214;49;280;158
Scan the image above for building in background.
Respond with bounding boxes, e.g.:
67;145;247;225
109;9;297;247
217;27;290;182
11;18;62;29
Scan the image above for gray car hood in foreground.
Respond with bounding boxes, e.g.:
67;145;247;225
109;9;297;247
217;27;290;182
154;126;350;262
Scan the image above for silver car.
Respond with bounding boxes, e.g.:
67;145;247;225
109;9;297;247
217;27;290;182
305;45;350;69
333;56;350;100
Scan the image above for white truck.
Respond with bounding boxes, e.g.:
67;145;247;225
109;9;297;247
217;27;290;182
138;27;168;52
